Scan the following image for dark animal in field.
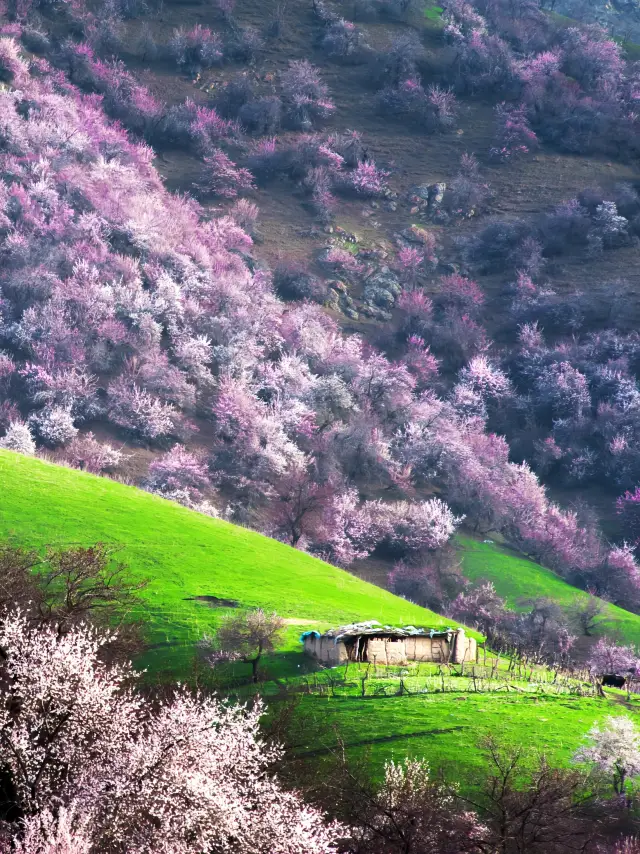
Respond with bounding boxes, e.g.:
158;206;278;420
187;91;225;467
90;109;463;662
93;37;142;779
601;674;627;688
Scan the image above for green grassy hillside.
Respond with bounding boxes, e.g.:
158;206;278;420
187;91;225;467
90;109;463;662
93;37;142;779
3;450;640;783
0;451;480;677
458;537;640;646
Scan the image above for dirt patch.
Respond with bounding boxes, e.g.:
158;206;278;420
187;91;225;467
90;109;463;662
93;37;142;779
184;595;241;607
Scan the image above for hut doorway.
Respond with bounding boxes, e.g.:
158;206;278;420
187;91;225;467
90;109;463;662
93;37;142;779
344;636;368;662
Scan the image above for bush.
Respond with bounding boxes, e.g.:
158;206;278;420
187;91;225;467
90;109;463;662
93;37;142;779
212;76;255;118
225;26;263;63
62;432;124;473
238;96;282;135
280;60;335;129
378;80;458;132
0;38;27;83
465;217;536;273
340;161;389;197
167;25;224;74
273;264;327;303
490;102;538;162
320;19;371;63
196;149;255;199
371;34;425;88
146;444;210;501
29;407;78;448
326;129;367;167
0;422;36;456
445;153;491;218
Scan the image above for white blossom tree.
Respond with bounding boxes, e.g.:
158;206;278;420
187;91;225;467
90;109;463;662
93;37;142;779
0;611;344;853
573;716;640;794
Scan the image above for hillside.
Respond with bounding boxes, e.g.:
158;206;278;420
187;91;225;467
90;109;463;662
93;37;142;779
2;449;638;787
458;537;640;646
0;450;480;677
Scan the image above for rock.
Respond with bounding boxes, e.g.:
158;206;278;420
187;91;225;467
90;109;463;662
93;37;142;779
361;304;393;321
362;268;402;312
365;266;402;293
402;225;434;246
428;182;447;207
387;201;398;212
328;279;347;293
412;184;432;202
323;225;334;234
410;206;420;215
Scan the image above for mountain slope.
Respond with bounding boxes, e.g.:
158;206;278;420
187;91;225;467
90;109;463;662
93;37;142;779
459;536;640;646
0;451;478;677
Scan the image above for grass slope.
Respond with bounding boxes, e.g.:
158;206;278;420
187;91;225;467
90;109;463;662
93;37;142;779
0;451;479;677
458;536;640;646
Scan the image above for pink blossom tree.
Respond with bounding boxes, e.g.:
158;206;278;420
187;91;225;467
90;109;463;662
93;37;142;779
587;638;638;677
197;149;256;199
363;497;461;558
146;444;211;501
61;432;124;474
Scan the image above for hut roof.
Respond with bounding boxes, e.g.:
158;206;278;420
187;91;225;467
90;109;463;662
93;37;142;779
302;621;464;644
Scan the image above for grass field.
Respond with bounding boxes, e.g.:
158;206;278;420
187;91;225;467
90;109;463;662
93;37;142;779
290;691;639;788
4;450;640;782
458;536;640;646
0;451;481;678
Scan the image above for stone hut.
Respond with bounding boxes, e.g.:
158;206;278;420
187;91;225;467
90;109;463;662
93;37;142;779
302;621;477;667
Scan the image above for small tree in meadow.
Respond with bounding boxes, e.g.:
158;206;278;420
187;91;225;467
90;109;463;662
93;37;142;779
201;608;286;683
0;422;36;456
574;716;640;795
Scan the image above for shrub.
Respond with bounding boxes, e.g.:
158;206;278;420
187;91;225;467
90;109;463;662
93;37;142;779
146;444;210;501
326;129;367;167
62;432;124;473
229;198;260;230
0;421;36;456
371;34;425;88
378;79;457;132
273;264;327;303
29;407;78;447
340;160;389;197
320;18;370;63
212;76;255;118
365;497;461;557
196;149;255;199
490;102;538;162
107;381;182;441
445;153;491;218
0;37;26;83
561;27;623;93
238;96;282;135
436;273;484;314
280;60;335;129
225;26;264;63
158;101;239;151
167;25;224;74
388;547;464;611
318;246;363;278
